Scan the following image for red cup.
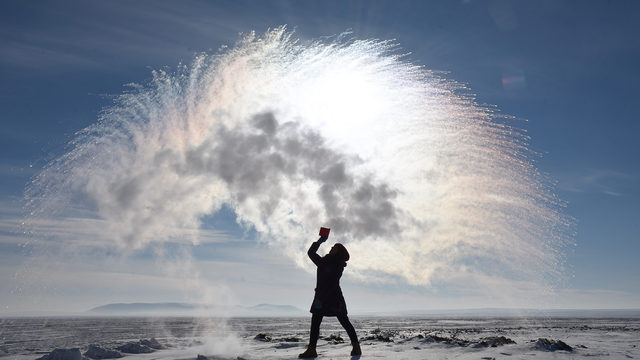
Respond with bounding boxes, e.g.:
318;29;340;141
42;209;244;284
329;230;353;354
319;227;331;237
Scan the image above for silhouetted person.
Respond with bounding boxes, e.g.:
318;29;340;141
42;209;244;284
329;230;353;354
299;236;361;358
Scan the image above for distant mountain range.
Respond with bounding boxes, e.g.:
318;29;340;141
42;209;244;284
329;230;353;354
88;303;640;318
88;302;305;316
364;308;640;318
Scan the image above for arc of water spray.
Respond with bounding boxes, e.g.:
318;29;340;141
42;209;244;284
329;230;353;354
26;27;572;293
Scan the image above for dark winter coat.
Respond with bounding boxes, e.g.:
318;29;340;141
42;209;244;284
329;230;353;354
307;241;348;316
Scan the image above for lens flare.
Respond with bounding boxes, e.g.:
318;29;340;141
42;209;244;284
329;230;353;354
26;27;571;290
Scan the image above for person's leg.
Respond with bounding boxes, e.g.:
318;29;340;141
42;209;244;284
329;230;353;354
299;314;323;358
336;314;357;343
337;314;361;356
309;313;323;347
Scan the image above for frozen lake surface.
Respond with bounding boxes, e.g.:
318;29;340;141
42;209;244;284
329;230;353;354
1;316;638;359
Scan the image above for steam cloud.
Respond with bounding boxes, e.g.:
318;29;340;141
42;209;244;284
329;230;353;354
26;27;571;288
184;112;401;238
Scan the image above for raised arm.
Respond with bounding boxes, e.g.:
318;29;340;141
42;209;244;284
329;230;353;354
307;237;327;266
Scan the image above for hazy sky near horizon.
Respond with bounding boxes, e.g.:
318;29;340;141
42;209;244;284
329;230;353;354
1;0;639;314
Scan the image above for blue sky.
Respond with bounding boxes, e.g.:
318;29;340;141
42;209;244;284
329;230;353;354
1;0;639;314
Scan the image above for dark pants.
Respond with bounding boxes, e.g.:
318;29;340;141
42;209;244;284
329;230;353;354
309;313;358;347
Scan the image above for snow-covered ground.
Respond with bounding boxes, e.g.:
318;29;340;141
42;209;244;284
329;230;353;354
1;317;638;359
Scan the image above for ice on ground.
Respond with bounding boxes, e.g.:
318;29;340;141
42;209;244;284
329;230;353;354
1;317;638;360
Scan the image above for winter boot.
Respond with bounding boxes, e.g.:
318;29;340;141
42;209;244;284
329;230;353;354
298;345;317;358
351;341;362;356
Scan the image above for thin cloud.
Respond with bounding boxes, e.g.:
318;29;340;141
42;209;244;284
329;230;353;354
0;2;251;70
0;213;236;249
0;39;106;69
0;162;38;178
559;169;636;196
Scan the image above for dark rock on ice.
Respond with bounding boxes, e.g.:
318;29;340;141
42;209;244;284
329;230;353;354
534;338;573;351
274;343;299;349
198;355;244;360
422;334;469;347
116;342;153;354
362;333;394;342
254;333;272;342
323;334;344;344
361;328;396;342
140;338;164;349
113;338;163;354
84;345;123;359
37;348;84;360
474;336;516;347
277;336;301;342
423;334;453;343
417;333;515;348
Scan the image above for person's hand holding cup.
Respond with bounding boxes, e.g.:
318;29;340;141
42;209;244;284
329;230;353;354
318;227;330;243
